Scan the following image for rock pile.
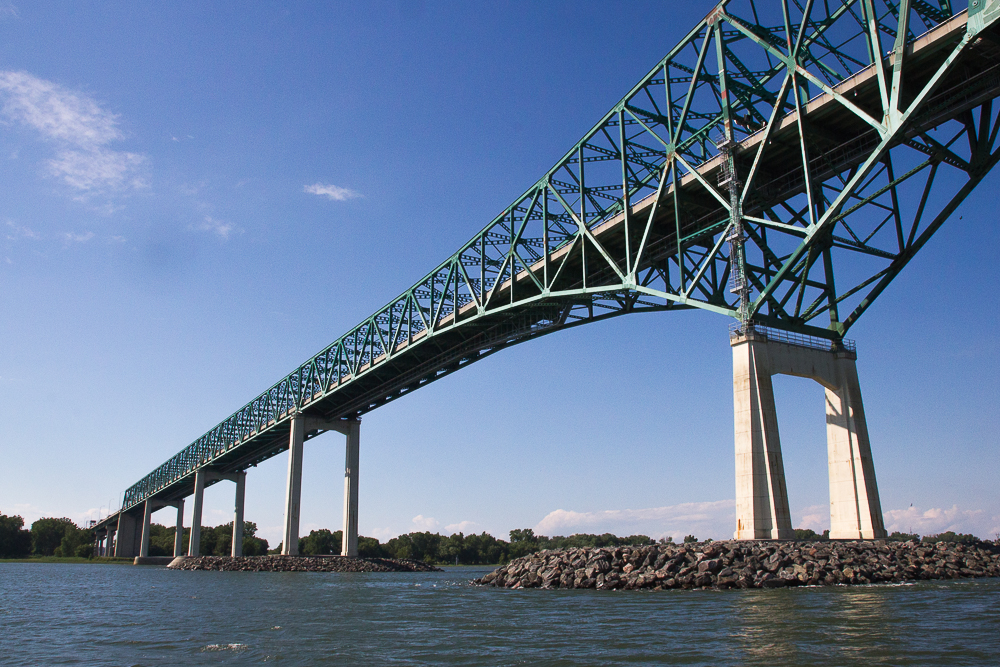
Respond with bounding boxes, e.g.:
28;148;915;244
473;540;1000;590
168;555;441;573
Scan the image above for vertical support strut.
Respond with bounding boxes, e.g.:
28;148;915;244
174;499;185;558
188;470;205;557
341;420;360;557
232;471;246;557
139;500;153;558
282;414;305;556
826;357;886;539
732;331;793;539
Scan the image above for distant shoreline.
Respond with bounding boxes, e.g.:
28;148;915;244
0;556;133;564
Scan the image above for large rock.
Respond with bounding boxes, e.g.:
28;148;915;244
472;540;1000;591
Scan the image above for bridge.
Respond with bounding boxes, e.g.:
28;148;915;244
94;0;1000;559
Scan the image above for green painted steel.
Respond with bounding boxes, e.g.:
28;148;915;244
118;0;1000;513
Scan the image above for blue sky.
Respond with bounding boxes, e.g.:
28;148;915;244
1;1;997;547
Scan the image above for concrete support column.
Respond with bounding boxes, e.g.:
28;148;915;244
114;510;140;557
188;470;206;557
139;500;154;557
106;528;115;557
341;420;360;557
732;336;793;540
282;414;305;556
232;471;246;557
826;357;886;539
173;499;185;558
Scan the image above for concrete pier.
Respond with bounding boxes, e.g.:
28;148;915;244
232;471;246;557
279;415;361;557
174;499;185;557
188;470;206;556
342;420;360;557
139;500;154;557
282;414;305;555
114;509;140;557
731;327;886;540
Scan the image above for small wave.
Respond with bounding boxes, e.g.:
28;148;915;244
201;643;250;653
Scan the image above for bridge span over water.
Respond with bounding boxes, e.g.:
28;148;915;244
95;0;1000;559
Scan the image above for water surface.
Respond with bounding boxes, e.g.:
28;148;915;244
1;563;997;665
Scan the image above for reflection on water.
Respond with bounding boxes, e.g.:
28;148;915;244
0;564;997;666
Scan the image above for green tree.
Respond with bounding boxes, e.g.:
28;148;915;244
683;535;698;543
31;518;79;556
242;522;269;556
54;524;94;558
793;528;830;541
357;536;386;558
300;529;341;555
922;531;980;544
508;528;538;558
148;524;176;556
887;531;920;542
0;513;32;558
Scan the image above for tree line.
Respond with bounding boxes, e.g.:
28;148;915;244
0;511;991;561
287;527;659;564
0;515;96;558
142;521;269;556
0;513;270;558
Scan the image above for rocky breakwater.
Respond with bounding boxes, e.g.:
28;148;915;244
474;540;1000;590
168;555;442;573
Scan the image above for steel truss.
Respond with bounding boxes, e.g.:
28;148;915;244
121;0;1000;511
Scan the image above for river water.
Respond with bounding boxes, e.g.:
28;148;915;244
1;563;998;665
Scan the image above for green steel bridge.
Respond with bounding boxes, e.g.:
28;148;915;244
97;0;1000;557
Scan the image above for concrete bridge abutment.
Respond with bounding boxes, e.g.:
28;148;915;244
731;327;887;541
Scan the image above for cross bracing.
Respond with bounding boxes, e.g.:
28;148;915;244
120;0;1000;512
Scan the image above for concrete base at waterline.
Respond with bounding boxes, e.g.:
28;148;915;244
133;556;177;566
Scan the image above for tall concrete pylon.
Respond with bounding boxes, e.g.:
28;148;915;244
731;327;887;540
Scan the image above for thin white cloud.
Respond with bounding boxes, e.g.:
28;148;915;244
534;500;734;541
194;215;237;240
411;514;440;531
0;70;147;196
5;502;101;528
883;504;994;538
62;231;94;243
369;526;396;542
0;2;17;19
49;149;145;191
444;520;479;535
5;219;39;240
795;504;829;533
304;182;362;201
